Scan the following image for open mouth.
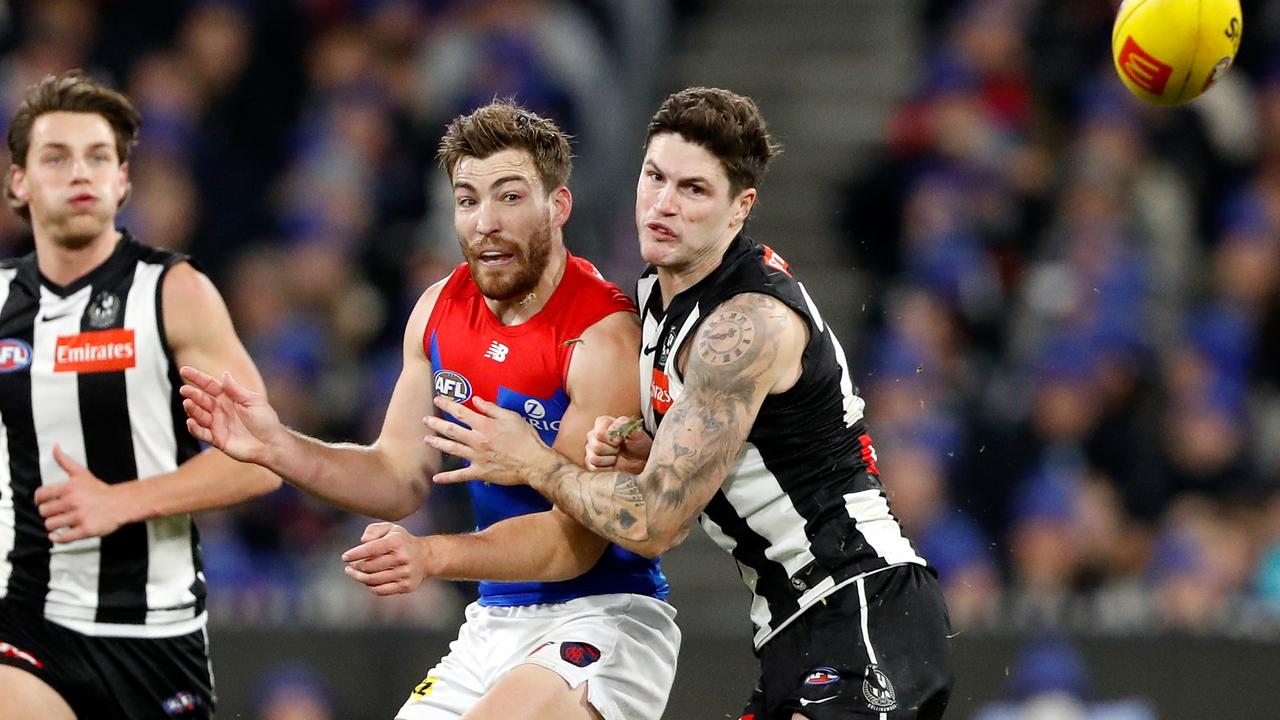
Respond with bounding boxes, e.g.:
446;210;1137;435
477;250;515;267
646;222;677;239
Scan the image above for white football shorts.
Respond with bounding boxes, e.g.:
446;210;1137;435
394;593;680;720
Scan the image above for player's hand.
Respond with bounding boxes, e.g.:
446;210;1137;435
35;444;131;543
179;366;283;467
424;396;554;486
341;522;435;596
586;415;651;473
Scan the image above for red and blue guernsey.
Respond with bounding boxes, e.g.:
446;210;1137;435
424;254;670;606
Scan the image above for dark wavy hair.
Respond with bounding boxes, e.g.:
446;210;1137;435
645;87;781;196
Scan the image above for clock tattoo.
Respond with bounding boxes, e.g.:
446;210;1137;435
697;310;755;365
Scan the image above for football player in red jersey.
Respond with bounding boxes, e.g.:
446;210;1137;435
181;102;678;720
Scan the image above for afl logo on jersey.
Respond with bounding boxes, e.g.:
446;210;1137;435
433;369;472;403
0;339;33;373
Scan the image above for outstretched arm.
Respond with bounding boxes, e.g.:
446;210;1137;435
343;310;644;593
180;282;445;520
36;263;281;543
426;293;806;558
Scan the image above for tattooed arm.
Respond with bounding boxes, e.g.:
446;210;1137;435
426;292;807;557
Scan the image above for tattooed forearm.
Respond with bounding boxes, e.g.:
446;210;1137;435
526;293;800;555
530;458;653;545
609;475;646;531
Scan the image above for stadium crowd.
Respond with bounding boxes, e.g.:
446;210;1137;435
1;0;1278;643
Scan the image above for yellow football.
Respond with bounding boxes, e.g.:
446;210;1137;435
1112;0;1243;106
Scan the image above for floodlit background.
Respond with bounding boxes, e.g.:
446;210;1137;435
2;1;1279;717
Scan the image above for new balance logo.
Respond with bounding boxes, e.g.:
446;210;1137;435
483;341;509;362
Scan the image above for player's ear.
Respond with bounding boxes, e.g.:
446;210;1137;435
8;164;29;203
117;161;131;210
730;187;756;228
550;185;572;229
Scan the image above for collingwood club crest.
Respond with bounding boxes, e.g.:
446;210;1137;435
88;291;120;328
863;664;897;712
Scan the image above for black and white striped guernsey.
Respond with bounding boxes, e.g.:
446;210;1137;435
0;232;205;638
638;234;926;648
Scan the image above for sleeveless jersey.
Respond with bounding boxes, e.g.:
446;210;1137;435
425;254;669;606
0;232;206;638
638;235;926;648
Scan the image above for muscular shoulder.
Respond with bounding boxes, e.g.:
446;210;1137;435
686;292;806;395
161;262;228;350
575;310;640;361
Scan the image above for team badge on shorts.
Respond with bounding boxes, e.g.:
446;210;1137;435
162;690;202;716
559;641;601;668
862;664;897;712
0;641;43;668
804;667;840;686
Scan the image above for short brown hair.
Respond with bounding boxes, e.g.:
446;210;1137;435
6;70;141;221
437;101;572;194
645;87;781;196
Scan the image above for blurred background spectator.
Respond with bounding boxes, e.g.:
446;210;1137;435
972;636;1157;720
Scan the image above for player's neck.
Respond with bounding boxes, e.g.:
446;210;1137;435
35;226;123;287
483;243;568;326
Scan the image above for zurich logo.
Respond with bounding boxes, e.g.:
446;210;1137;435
433;370;472;402
0;339;33;373
524;398;546;419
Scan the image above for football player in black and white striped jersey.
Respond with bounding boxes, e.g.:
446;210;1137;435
0;71;278;720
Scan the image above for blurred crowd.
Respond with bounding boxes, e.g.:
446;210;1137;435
1;0;1278;642
845;0;1280;638
0;0;694;630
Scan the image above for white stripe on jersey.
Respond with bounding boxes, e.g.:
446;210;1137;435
720;443;816;579
0;267;13;595
33;285;104;616
856;577;888;720
125;263;198;615
798;283;864;427
640;296;701;434
637;275;659;312
699;512;774;639
51;609;208;638
844;490;925;566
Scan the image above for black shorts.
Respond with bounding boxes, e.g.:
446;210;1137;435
0;600;215;720
740;564;953;719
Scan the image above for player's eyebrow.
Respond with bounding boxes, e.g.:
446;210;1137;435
35;141;113;152
645;159;711;187
453;175;532;192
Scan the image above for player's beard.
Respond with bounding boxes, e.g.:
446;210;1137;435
464;217;553;302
